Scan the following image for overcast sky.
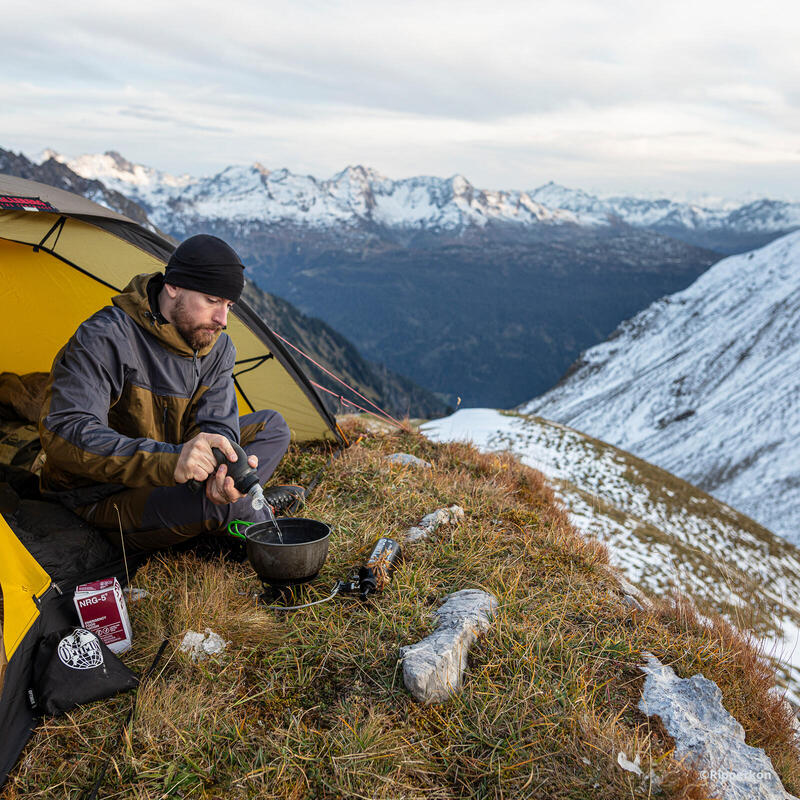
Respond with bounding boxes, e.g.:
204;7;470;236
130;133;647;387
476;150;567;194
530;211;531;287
3;0;800;200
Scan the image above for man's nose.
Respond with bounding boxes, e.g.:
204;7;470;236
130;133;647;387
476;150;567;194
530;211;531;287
213;306;229;327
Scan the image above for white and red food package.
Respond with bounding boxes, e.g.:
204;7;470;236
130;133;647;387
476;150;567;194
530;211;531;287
73;577;132;654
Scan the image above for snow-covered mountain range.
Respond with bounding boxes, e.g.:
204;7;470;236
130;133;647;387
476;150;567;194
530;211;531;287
528;182;800;251
521;231;800;543
38;150;800;251
422;409;800;701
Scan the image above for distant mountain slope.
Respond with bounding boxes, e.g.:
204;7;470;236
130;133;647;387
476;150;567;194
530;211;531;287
235;223;716;408
0;147;448;420
42;150;721;407
422;408;800;700
241;283;451;419
521;231;800;543
0;148;161;231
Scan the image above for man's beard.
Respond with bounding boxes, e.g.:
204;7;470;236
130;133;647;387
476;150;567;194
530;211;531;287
172;297;222;350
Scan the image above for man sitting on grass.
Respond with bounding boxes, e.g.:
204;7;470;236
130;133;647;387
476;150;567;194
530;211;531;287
38;234;299;552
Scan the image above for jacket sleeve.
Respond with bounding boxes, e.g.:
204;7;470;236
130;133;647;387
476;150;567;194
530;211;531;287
39;313;181;488
183;337;241;444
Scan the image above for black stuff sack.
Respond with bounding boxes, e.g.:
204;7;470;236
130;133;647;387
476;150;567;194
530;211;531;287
28;627;139;716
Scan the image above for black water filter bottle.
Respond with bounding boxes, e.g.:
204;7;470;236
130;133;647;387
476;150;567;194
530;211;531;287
186;441;266;509
358;538;402;600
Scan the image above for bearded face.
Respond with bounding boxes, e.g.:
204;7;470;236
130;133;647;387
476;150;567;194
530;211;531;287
171;293;224;350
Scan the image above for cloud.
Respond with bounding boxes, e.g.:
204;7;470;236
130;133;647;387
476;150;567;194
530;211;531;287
3;0;800;197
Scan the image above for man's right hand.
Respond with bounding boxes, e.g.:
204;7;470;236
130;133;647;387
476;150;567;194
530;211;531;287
173;432;239;485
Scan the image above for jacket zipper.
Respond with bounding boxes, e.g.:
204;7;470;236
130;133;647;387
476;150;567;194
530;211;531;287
191;350;201;395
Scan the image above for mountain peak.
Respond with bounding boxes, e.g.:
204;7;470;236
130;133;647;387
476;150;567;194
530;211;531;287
103;150;136;173
331;164;388;185
34;148;64;165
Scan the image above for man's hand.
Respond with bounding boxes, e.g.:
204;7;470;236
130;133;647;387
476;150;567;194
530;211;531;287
173;432;260;506
174;432;239;485
205;454;259;505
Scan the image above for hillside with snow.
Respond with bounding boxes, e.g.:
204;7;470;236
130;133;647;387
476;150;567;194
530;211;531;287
529;182;800;253
422;408;800;700
522;231;800;543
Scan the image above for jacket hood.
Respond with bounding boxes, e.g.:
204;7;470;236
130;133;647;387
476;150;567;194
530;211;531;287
112;272;221;357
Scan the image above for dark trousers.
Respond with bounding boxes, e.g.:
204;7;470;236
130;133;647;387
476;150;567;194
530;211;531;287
77;410;290;552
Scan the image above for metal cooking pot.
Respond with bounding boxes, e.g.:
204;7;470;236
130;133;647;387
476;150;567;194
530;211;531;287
246;518;331;586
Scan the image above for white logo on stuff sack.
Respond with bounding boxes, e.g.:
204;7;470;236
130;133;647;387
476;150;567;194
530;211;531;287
57;628;104;670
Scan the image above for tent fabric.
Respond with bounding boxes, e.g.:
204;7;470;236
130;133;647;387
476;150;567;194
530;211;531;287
0;589;77;787
0;517;50;663
0;174;134;222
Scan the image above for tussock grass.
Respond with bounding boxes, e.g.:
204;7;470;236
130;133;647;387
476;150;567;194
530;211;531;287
5;421;799;798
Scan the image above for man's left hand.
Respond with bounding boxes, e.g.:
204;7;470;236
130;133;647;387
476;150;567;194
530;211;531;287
206;454;259;505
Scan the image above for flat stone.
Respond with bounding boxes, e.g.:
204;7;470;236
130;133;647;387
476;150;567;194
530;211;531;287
400;589;498;703
638;654;798;800
386;453;432;469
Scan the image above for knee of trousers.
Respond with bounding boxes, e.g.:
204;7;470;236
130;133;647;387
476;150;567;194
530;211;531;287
240;409;291;451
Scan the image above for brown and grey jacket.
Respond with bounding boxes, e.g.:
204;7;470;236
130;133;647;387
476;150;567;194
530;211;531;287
39;272;239;508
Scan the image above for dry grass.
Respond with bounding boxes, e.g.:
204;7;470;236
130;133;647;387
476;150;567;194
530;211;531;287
4;421;798;798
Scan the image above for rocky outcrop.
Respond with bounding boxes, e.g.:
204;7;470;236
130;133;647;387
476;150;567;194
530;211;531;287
399;589;497;703
638;654;798;800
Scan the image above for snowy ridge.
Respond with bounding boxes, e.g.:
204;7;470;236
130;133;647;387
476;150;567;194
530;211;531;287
522;230;800;543
529;181;800;235
38;149;800;238
422;409;800;701
46;150;578;232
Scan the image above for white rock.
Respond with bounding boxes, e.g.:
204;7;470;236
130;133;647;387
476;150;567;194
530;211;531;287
404;505;465;542
399;589;498;703
420;509;451;529
179;628;228;662
638;654;799;800
386;453;432;469
405;526;431;542
621;594;644;612
617;751;643;776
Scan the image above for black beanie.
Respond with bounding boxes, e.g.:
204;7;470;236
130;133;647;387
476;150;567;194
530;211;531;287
165;234;245;303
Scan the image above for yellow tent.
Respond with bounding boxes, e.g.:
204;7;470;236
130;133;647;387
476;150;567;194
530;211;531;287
0;174;344;443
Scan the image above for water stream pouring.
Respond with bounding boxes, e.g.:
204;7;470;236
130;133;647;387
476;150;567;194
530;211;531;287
257;501;284;543
186;441;283;541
